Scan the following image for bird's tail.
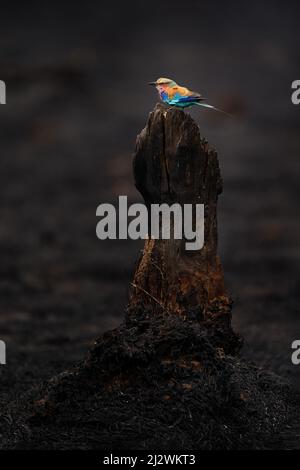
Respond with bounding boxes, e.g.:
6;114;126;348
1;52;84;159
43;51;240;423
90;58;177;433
195;102;231;117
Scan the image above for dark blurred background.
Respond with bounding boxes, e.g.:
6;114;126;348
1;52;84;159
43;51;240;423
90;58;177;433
0;1;299;401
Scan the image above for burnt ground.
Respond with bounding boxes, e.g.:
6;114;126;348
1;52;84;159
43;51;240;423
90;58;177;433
0;1;299;449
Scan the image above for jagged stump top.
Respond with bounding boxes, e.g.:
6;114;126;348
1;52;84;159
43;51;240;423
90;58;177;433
130;104;231;325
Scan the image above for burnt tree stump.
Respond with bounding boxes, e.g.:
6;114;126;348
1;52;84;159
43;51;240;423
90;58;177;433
129;103;231;328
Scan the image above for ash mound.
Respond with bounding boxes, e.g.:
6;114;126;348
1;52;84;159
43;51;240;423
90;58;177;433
1;306;298;450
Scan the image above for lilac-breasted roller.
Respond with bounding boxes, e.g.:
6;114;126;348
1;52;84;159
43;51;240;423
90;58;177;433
149;77;228;114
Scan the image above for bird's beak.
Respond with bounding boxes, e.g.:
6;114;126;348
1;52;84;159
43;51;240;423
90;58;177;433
148;81;157;86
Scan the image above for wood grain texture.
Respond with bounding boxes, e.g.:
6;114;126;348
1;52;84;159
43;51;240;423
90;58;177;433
129;104;231;326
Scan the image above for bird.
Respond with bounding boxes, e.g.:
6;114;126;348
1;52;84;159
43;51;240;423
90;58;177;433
149;77;229;115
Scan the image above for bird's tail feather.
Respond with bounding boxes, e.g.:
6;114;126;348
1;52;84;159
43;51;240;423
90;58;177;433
195;102;231;117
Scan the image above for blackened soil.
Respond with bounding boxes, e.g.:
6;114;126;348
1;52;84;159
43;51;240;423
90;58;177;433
0;308;299;450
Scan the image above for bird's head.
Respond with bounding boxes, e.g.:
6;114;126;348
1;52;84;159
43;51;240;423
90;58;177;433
149;77;177;92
